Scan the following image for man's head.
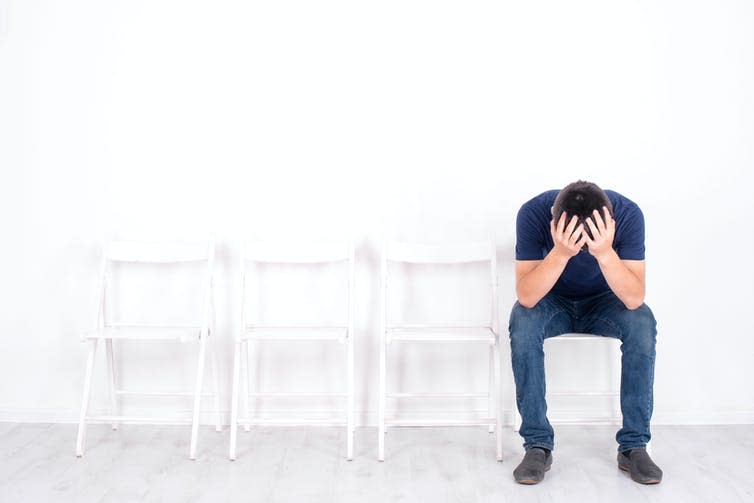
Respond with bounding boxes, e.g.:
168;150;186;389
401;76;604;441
552;180;613;241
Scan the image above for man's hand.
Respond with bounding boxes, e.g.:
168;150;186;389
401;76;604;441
550;212;587;260
585;206;616;261
516;212;586;308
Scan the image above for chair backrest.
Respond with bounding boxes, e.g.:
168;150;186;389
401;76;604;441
384;240;493;264
242;241;352;264
104;241;212;263
240;240;355;331
381;240;498;331
96;237;215;332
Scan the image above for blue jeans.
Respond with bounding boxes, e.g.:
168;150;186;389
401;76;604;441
508;290;657;454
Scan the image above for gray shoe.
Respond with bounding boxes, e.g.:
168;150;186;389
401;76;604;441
617;448;663;484
513;447;552;484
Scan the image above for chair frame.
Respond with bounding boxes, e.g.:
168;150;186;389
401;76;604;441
511;333;652;453
229;240;355;460
75;238;221;460
377;240;503;461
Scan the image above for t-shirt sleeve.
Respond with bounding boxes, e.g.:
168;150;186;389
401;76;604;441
515;203;546;260
616;204;645;260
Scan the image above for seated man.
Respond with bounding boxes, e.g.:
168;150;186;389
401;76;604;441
509;180;663;485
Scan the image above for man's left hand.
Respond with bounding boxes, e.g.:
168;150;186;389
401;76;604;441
585;206;616;260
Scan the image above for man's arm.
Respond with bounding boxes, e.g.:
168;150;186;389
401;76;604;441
516;212;586;308
585;207;646;310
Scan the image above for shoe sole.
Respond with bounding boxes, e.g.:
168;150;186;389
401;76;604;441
516;465;551;485
618;462;661;484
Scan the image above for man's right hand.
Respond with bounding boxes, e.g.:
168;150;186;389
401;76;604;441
516;212;588;308
550;212;587;260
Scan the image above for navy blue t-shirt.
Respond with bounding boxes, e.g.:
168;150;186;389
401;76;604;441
515;189;645;299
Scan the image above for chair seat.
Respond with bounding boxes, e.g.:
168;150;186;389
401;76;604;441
551;333;617;341
241;326;348;341
82;326;203;341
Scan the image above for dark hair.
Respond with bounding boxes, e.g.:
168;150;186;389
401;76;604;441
552;180;613;239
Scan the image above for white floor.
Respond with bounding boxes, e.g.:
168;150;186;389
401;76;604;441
1;423;753;503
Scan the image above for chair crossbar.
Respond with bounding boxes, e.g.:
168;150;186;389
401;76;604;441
248;391;347;397
385;418;496;427
239;418;348;426
387;392;489;398
85;416;194;425
114;390;215;397
82;327;203;341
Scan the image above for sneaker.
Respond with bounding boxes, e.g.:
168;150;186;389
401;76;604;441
513;447;552;484
617;448;663;484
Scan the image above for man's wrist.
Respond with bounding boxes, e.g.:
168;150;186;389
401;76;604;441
594;247;619;266
549;248;572;265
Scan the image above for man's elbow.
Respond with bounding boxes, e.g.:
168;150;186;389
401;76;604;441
516;291;539;309
623;295;645;310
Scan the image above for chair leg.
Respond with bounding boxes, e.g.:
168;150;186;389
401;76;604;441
76;339;98;457
242;340;251;432
189;335;208;460
493;340;503;461
105;339;119;431
346;332;354;461
209;339;222;432
229;340;241;460
378;335;386;461
488;344;494;434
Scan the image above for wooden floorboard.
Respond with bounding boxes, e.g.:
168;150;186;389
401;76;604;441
0;423;752;502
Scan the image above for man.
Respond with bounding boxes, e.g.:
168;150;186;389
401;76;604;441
509;180;663;485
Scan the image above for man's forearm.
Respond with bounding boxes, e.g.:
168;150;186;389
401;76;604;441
516;251;570;308
595;250;645;309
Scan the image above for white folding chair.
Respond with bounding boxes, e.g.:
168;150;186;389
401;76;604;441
512;333;652;454
229;240;355;460
75;238;221;460
378;240;502;461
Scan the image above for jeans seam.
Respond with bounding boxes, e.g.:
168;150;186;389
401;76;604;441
514;303;563;450
645;353;656;441
593;315;623;339
542;308;567;340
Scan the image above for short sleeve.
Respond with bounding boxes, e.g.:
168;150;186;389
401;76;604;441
515;203;546;260
616;204;645;260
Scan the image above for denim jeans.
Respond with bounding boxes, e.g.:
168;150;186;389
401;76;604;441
508;290;657;454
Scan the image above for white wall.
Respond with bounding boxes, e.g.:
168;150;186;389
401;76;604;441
1;0;753;428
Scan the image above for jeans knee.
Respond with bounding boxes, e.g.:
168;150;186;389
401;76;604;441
620;304;657;356
509;301;547;353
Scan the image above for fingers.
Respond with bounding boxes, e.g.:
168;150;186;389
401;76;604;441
569;224;584;245
604;206;615;232
592;209;606;233
575;233;588;249
585;216;600;240
564;214;579;238
556;211;567;235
